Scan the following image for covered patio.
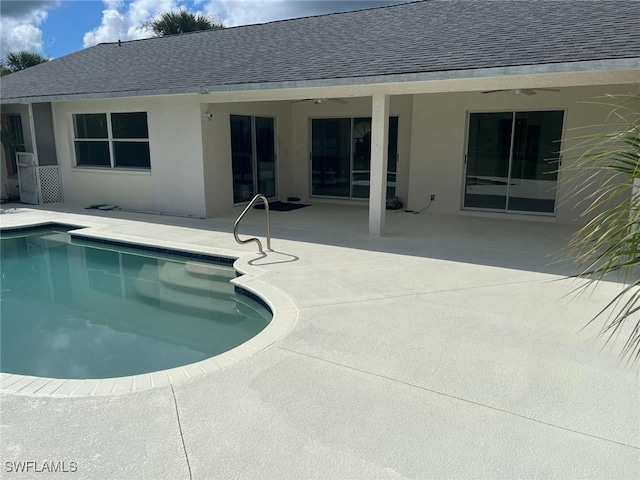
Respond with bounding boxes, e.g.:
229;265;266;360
1;203;637;478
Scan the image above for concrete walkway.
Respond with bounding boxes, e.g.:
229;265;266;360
1;204;638;479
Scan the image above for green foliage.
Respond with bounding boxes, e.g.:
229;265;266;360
561;93;640;364
1;51;49;75
144;9;224;37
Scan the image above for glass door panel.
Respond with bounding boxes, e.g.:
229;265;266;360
311;118;351;197
507;111;563;213
352;117;372;199
230;115;254;203
255;117;276;198
464;112;513;210
387;116;399;199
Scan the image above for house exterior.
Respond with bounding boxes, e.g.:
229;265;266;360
1;0;639;235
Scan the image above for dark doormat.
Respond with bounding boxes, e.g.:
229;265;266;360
254;201;310;211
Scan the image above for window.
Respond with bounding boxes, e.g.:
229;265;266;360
230;115;276;203
311;116;398;199
1;114;26;176
464;110;563;214
73;112;150;169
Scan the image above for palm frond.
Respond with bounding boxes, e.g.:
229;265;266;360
559;93;640;364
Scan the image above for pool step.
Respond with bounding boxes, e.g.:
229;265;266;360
37;232;71;246
159;262;234;296
184;262;237;280
134;263;245;319
133;262;270;321
134;274;239;319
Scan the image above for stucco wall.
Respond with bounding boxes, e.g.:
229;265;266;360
40;83;639;223
407;84;638;224
33;103;57;167
52;96;206;216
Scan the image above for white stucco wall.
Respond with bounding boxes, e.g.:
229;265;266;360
52;95;206;216
407;84;638;223
39;80;638;225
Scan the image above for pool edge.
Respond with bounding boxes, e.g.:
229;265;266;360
0;220;298;397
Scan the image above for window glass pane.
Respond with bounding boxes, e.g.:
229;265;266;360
352;117;372;199
508;110;563;213
387;116;399;198
113;142;150;168
311;118;351;197
230;115;254;203
74;114;108;139
75;141;110;166
111;112;148;139
464;112;512;210
255;117;276;198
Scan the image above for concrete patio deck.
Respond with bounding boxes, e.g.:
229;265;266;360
1;203;638;479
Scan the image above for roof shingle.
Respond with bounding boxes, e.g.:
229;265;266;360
2;0;639;101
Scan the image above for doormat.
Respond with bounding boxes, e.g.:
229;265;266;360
254;201;310;212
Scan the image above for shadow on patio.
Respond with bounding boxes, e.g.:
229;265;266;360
6;201;584;276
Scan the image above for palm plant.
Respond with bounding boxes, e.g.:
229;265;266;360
1;51;49;75
144;9;224;37
561;93;640;364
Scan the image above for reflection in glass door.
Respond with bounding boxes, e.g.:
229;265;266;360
311;118;351;197
230;115;276;203
464;110;563;214
311;116;398;199
352;118;372;199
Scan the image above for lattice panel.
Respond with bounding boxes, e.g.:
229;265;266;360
37;166;64;203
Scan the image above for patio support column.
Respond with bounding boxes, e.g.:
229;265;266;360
27;103;40;165
369;93;389;237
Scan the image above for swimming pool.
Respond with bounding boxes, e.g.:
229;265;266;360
0;226;272;380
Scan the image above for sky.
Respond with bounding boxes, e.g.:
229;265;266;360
0;0;410;59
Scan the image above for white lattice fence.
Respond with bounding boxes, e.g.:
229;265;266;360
37;166;64;203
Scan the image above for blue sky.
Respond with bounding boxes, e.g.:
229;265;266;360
0;0;409;59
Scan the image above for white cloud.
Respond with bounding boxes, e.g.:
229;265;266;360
208;0;279;26
82;0;178;48
0;3;53;57
208;1;407;27
80;0;408;49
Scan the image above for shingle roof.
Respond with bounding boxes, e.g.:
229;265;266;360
2;0;639;102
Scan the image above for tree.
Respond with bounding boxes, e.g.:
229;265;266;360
144;9;224;37
561;93;640;364
1;51;49;75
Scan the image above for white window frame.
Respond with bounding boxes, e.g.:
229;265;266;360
73;112;150;170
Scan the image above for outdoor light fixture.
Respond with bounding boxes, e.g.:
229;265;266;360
205;112;213;121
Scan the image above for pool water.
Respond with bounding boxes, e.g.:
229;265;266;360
0;228;271;379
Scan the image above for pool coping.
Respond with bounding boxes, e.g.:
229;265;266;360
0;220;298;397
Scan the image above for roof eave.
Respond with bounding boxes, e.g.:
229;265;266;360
2;58;638;105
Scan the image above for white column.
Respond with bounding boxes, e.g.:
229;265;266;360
27;103;40;165
369;93;389;237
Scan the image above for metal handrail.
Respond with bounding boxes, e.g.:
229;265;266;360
233;194;271;253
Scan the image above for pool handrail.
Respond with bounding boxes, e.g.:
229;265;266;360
233;193;271;253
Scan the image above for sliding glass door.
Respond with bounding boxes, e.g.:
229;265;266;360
311;116;398;199
230;115;276;203
464;110;563;214
311;118;351;197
